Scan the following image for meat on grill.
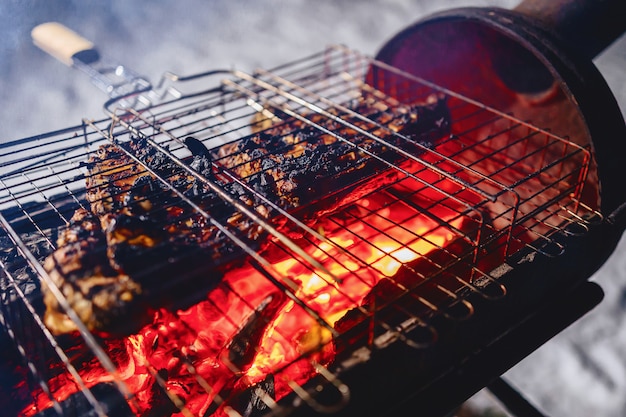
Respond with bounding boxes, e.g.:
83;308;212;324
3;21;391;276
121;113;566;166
42;208;142;335
41;93;451;336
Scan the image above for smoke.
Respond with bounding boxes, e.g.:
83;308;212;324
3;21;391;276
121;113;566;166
0;0;527;138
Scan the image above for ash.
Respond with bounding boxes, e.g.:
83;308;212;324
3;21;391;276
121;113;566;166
1;1;625;416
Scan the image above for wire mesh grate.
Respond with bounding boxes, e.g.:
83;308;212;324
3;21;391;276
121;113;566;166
0;45;598;416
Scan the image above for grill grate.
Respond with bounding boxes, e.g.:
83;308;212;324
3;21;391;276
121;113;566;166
0;45;598;416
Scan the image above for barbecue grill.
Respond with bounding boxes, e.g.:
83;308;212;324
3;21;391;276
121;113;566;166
1;1;626;416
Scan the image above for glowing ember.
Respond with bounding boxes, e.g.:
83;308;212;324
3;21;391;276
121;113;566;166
22;180;464;417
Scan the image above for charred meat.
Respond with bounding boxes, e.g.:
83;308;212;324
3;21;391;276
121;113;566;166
42;93;451;335
218;93;451;213
43;208;143;335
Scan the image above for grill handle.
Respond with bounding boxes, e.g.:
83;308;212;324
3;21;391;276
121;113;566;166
31;22;152;107
31;22;231;113
514;0;626;60
31;22;97;67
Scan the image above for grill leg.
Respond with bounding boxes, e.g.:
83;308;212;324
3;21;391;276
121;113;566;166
486;376;547;417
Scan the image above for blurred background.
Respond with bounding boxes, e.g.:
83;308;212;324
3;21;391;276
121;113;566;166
0;0;625;416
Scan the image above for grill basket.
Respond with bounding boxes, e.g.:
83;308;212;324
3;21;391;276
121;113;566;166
0;45;603;417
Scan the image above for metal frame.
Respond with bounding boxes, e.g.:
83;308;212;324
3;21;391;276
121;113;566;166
0;45;600;416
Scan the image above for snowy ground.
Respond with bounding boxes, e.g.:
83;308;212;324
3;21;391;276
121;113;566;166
1;1;625;416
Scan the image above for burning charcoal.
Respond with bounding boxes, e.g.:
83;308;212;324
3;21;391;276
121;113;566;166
33;382;133;417
226;292;287;371
202;374;276;417
201;292;288;416
235;374;276;417
334;237;474;355
141;369;180;417
203;293;286;417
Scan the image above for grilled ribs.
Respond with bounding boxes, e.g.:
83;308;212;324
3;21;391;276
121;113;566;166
42;93;451;335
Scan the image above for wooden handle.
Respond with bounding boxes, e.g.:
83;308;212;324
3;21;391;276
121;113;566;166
31;22;96;66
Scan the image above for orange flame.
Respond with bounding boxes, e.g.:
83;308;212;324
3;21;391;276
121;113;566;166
23;190;462;417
